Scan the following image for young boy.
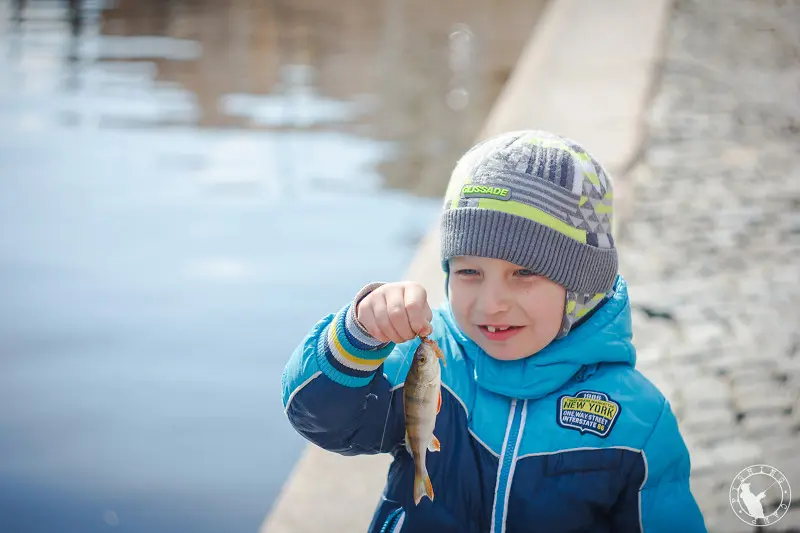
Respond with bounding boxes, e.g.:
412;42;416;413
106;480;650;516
281;130;707;532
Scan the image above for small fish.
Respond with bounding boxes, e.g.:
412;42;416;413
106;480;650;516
403;336;446;505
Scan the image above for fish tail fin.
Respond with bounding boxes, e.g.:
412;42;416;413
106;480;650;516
413;466;434;505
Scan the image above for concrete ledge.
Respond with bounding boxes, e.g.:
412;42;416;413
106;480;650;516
262;0;672;531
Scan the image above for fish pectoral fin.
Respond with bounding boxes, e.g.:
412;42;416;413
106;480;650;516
433;344;446;366
428;435;441;452
404;431;413;455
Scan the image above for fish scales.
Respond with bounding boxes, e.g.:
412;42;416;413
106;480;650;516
403;336;445;505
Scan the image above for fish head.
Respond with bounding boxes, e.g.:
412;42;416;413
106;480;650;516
420;337;446;366
412;337;445;379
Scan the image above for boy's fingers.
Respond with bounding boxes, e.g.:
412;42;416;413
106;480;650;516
404;284;431;336
356;310;388;343
408;310;432;337
372;295;406;344
385;288;415;342
417;322;433;337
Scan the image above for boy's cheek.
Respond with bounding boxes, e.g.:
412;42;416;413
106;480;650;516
448;298;470;330
446;282;463;310
447;290;475;334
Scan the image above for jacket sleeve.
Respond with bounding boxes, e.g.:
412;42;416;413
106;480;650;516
612;399;708;532
280;283;410;455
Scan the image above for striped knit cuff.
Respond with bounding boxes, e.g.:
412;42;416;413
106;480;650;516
348;281;388;350
315;298;395;388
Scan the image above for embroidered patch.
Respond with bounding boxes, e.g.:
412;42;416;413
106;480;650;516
557;390;621;438
460;184;511;201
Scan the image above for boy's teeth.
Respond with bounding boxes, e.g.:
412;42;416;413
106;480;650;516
486;326;510;333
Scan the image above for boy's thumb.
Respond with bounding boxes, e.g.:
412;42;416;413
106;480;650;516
418;323;433;337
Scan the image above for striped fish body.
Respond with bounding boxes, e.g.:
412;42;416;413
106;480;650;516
403;337;445;505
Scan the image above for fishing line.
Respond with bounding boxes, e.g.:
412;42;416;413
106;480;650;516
377;338;418;453
756;479;781;498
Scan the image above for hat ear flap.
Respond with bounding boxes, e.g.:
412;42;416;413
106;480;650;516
443;264;450;300
555;291;573;340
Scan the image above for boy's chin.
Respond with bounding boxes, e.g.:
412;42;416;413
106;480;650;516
467;330;556;361
473;339;532;361
484;350;531;361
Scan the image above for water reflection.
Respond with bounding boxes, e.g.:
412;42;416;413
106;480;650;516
0;0;541;532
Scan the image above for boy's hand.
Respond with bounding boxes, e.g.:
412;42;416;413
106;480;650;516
356;282;433;344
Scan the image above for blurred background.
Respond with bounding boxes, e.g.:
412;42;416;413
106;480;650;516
0;0;544;532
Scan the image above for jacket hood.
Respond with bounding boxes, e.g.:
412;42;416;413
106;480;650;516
440;275;636;399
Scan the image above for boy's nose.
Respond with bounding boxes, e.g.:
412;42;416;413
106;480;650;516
476;285;511;315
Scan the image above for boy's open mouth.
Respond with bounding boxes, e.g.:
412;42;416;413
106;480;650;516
478;325;523;341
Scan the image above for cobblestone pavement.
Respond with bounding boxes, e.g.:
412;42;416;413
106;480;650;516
615;0;800;530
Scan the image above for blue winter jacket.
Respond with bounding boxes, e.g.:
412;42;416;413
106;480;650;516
281;275;707;532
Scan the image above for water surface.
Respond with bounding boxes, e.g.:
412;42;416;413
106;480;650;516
0;1;541;531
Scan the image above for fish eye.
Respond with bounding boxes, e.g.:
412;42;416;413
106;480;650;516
419;355;426;363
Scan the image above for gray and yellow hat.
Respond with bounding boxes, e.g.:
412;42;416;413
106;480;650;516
440;130;618;338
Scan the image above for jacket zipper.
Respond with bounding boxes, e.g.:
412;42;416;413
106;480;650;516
490;399;526;533
380;508;403;533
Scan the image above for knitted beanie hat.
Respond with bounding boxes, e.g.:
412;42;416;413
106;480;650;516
440;130;618;338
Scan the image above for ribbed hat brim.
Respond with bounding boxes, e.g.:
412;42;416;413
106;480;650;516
440;208;618;294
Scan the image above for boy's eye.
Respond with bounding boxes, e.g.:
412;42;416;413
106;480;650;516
515;269;537;277
454;268;479;276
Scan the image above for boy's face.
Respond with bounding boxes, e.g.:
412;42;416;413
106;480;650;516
447;256;565;361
